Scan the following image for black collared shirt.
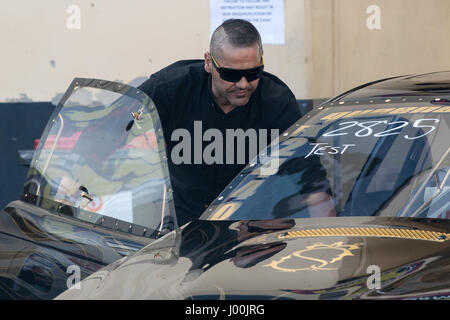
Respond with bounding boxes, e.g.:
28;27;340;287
139;60;302;225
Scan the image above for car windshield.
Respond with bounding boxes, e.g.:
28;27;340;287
201;102;450;220
23;78;176;238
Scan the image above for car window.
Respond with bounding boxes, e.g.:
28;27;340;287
23;79;176;238
201;103;450;220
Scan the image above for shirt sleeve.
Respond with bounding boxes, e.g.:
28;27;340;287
261;75;302;134
273;93;303;134
137;73;172;127
264;80;302;134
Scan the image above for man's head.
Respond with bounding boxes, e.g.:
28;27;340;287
205;19;264;110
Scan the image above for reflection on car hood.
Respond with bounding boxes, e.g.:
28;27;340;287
56;217;450;300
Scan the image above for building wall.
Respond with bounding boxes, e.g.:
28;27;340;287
0;0;308;102
309;0;450;98
1;0;450;102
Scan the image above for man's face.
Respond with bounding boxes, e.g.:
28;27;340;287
205;42;262;109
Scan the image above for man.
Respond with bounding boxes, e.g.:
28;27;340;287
139;19;302;226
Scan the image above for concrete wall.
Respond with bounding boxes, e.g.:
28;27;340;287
308;0;450;98
0;0;308;102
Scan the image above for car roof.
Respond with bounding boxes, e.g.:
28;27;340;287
329;71;450;104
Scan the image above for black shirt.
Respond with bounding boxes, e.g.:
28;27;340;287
138;60;302;225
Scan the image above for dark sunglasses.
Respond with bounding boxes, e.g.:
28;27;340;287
210;54;264;83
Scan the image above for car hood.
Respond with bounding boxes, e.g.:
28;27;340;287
56;216;450;300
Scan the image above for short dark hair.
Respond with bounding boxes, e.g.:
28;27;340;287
210;19;263;59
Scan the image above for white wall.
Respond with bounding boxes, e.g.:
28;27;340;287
308;0;450;98
0;0;308;102
2;0;449;102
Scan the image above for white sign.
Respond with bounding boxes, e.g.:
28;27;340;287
210;0;285;45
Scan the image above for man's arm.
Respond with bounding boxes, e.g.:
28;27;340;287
260;73;303;134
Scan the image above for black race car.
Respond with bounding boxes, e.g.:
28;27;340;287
54;72;450;300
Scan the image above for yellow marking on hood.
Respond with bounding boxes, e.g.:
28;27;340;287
278;227;450;242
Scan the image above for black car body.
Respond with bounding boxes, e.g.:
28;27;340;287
55;72;450;300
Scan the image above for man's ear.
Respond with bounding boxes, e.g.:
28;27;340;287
204;52;212;73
